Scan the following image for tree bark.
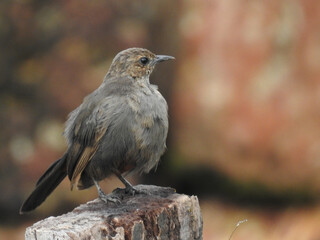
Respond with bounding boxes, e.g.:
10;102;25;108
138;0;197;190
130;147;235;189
25;185;203;240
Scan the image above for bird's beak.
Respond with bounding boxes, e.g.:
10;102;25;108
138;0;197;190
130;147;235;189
152;55;175;65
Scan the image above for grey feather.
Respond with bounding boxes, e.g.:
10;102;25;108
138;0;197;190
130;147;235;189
20;48;173;213
64;74;168;188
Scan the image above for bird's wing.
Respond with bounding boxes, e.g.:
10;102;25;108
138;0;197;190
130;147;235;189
69;127;106;189
65;94;115;190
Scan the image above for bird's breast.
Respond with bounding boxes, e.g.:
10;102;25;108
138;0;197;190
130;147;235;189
125;88;168;145
127;87;167;118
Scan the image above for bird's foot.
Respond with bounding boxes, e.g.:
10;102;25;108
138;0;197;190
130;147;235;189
94;180;121;204
112;186;149;196
98;190;121;205
112;186;147;197
113;172;148;196
125;185;140;196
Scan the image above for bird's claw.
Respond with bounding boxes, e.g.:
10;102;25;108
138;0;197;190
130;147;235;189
98;191;121;205
112;186;145;196
125;186;139;196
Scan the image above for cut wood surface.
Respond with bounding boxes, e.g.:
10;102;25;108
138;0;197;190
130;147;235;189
25;185;203;240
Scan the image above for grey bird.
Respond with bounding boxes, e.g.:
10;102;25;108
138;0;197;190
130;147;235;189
20;48;174;213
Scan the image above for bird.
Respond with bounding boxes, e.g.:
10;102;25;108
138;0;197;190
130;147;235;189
20;48;174;214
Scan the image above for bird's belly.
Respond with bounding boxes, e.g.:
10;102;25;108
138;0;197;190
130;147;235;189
88;91;168;179
89;117;166;177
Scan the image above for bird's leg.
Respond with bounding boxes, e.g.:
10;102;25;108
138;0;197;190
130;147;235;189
113;171;140;196
94;180;120;204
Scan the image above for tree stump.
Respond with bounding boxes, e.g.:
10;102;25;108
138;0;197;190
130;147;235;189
25;185;203;240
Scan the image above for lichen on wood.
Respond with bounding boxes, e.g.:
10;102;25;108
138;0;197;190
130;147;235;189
25;185;203;240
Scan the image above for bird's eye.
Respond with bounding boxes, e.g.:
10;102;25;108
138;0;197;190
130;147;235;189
139;57;149;65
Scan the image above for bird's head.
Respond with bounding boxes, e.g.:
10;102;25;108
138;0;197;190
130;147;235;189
107;48;174;79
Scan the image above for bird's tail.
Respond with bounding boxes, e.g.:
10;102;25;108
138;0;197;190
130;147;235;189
20;154;67;214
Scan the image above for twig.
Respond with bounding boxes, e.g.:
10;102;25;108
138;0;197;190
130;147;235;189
229;219;248;240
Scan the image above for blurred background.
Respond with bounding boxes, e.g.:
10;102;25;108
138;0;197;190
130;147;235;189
1;0;320;239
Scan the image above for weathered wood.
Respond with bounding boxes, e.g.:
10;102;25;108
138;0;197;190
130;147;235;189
25;185;203;240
